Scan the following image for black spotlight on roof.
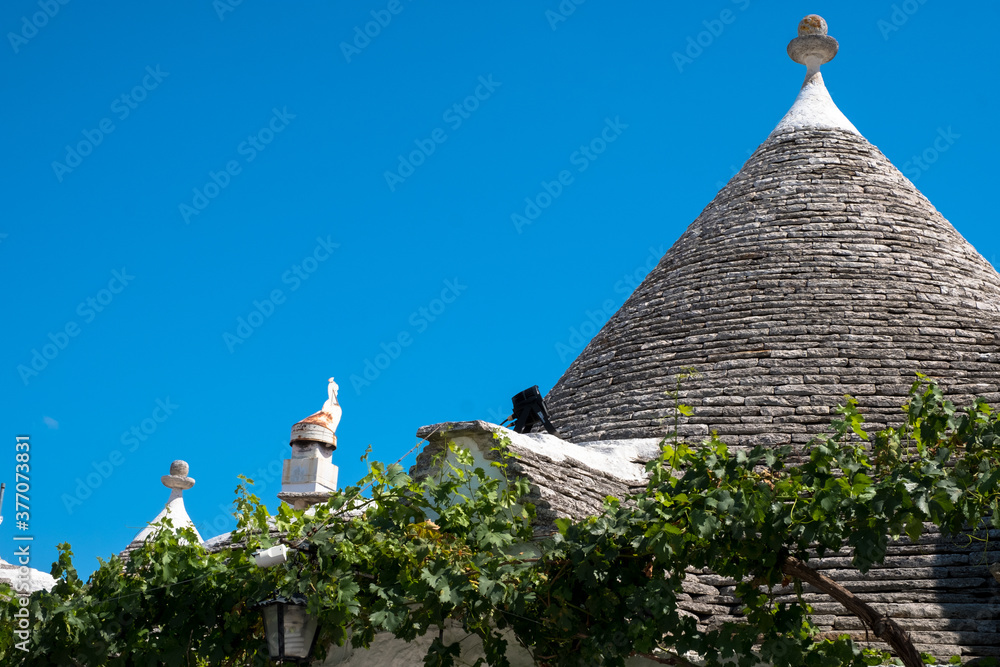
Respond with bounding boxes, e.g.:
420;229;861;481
508;386;558;435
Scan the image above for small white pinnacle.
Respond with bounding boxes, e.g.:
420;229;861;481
787;14;839;83
771;15;859;137
161;459;195;490
289;377;341;449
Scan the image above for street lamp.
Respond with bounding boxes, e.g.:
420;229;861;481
257;594;319;663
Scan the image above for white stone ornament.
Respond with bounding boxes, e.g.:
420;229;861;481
289;377;341;449
126;460;202;550
787;14;839;72
322;377;342;434
281;377;341;505
162;459;195;490
772;15;859;137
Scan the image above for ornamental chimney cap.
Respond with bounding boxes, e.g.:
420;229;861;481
290;377;341;450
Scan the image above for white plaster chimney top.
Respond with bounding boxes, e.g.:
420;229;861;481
290;377;341;450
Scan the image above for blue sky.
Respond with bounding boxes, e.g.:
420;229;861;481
2;1;997;578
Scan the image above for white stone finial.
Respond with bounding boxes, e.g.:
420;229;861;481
322;377;341;424
125;460;203;552
787;14;839;83
770;15;859;137
161;459;195;490
289;377;341;449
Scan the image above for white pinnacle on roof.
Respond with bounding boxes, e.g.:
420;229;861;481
279;378;342;509
290;377;342;446
124;460;202;554
771;15;859;136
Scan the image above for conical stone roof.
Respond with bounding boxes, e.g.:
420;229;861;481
546;19;1000;451
120;460;202;560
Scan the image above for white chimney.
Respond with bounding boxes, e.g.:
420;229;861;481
278;378;341;509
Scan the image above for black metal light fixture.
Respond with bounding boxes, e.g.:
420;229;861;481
509;385;558;435
257;594;319;663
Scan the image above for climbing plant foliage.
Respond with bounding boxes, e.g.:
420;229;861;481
2;378;999;666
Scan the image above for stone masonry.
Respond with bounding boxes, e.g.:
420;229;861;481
538;15;1000;663
546;127;1000;455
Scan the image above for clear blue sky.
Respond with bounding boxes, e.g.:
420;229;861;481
2;1;997;577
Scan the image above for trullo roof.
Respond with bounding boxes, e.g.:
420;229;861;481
545;20;1000;451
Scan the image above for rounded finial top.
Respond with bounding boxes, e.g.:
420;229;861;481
787;14;838;69
162;460;195;490
798;14;828;37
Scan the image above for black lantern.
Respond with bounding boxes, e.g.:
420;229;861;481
257;594;319;663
